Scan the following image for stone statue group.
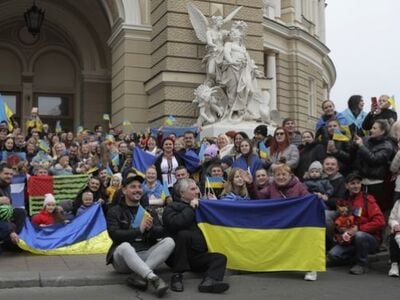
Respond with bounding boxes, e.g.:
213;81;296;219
188;3;272;126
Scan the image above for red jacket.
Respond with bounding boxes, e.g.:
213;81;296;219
348;192;385;242
32;210;55;226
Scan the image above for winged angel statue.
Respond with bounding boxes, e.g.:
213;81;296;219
188;3;272;125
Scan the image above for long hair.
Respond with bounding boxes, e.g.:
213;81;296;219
239;139;254;166
270;127;290;156
221;168;249;198
347;95;363;116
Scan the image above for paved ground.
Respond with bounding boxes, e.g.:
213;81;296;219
1;250;400;300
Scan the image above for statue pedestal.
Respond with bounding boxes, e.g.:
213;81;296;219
200;121;276;140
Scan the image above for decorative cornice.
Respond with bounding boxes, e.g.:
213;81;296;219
107;21;151;48
263;18;330;56
144;71;205;94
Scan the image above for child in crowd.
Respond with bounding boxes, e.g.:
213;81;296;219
333;200;356;245
76;191;95;216
106;173;122;203
303;161;333;202
32;194;65;227
219;168;249;201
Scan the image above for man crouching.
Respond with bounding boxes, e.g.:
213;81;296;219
163;178;229;294
106;175;175;297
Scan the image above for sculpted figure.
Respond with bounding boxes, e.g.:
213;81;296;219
221;21;263;122
187;3;242;82
193;83;228;126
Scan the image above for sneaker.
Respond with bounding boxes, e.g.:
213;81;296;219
349;264;367;275
148;276;168;297
170;273;184;292
389;263;399;277
304;271;317;281
126;273;148;291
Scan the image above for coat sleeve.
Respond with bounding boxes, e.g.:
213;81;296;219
358;195;386;233
388;200;400;230
362;112;374;131
357;142;393;165
390;151;400;173
163;203;196;233
285;145;300;169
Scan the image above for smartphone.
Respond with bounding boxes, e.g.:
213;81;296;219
371;97;378;110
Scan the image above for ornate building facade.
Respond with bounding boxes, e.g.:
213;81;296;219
0;0;335;132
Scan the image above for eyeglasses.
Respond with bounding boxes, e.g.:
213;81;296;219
275;132;285;136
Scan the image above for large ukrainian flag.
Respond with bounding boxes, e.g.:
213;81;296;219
196;195;326;272
18;203;112;255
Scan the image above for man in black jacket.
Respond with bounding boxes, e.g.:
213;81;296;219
163;178;229;294
106;175;175;297
0;163;26;248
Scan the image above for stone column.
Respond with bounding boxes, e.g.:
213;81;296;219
108;24;151;130
266;52;277;111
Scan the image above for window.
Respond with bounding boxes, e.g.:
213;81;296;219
37;95;70;116
34;94;74;132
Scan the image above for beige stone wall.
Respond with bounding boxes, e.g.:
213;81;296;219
146;0;265;127
110;28;152;131
276;52;324;131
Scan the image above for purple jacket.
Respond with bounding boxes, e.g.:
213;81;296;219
261;176;310;199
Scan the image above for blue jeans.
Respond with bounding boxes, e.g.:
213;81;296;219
328;231;379;266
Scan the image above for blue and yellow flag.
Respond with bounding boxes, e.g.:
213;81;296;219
332;128;350;142
0;94;14;131
259;142;269;159
132;147;156;175
18;203;112;255
196;195;326;272
198;143;206;162
205;176;225;189
161;182;171;201
164;115;176;126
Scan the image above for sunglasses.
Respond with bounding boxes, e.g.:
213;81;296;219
275;132;285;136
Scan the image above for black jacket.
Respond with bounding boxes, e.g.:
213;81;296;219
295;142;326;181
163;200;207;253
106;197;164;264
353;136;395;180
362;109;397;131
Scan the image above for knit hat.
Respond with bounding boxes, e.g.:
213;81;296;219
43;193;56;207
204;144;219;157
308;161;323;173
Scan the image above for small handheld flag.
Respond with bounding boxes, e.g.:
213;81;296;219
353;207;363;217
259;142;269;159
161;183;171;201
55;120;62;133
332;128;350;142
123;120;131;126
164;115;176;126
388;96;396;111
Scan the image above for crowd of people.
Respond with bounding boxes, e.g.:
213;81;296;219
1;94;400;296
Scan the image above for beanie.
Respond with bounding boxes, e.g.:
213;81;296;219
308;161;323;173
204;144;219;157
43;193;56;207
